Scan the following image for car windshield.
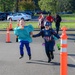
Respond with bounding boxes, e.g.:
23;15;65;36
13;13;17;16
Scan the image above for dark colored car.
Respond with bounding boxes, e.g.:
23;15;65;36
0;12;6;20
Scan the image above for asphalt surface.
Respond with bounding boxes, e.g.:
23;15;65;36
0;31;75;75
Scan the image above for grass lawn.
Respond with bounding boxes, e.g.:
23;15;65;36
0;21;75;30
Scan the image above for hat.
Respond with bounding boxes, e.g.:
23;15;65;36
45;21;51;26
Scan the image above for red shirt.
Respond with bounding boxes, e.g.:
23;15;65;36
46;16;54;23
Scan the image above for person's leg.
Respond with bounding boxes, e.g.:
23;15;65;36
19;41;24;59
45;42;51;62
57;26;59;34
56;24;60;34
50;51;54;59
25;42;31;60
45;50;51;62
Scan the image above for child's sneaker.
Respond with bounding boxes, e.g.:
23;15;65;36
29;56;31;60
19;54;23;59
19;56;23;59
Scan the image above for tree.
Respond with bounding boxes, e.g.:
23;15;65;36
38;0;58;14
69;0;75;12
58;0;72;12
19;0;36;11
38;0;72;14
0;0;15;12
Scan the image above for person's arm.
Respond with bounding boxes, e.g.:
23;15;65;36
14;27;19;42
51;29;60;39
30;32;33;37
32;31;43;37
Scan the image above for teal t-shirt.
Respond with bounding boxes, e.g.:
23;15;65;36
14;25;34;43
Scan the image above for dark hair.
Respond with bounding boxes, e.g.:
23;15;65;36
20;18;24;21
48;12;51;16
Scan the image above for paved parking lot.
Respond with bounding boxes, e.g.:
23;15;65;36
0;31;75;75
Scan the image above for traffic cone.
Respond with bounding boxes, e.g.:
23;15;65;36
9;19;13;30
60;26;68;75
6;27;11;43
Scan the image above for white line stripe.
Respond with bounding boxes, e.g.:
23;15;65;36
60;48;67;52
61;40;67;44
68;56;75;63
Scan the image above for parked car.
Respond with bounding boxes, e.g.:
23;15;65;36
7;13;32;21
24;10;34;16
4;12;14;19
0;12;6;20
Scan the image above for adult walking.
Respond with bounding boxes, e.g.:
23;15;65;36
55;14;62;34
45;13;54;28
38;13;45;30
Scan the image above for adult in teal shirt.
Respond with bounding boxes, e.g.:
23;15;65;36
14;19;34;60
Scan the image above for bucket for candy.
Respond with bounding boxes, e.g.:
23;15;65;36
56;43;60;50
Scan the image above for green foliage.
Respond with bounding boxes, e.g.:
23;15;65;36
0;0;15;12
38;0;73;14
19;0;36;11
38;0;60;14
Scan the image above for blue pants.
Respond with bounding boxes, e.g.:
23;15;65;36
19;41;31;56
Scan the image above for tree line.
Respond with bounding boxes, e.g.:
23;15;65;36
0;0;75;14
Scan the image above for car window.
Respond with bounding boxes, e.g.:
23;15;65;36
13;14;17;16
17;13;22;16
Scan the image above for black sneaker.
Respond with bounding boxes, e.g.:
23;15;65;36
29;56;31;60
48;58;51;63
51;55;54;59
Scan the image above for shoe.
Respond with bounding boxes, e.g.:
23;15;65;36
29;56;31;60
48;58;51;63
19;56;23;59
51;55;54;59
51;56;54;59
19;54;23;59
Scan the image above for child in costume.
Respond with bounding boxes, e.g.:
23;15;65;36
33;21;60;63
14;19;34;60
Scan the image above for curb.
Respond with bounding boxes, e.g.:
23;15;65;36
0;28;75;31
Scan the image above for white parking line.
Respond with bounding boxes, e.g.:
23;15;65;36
68;56;75;63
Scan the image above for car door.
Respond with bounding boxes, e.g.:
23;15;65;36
17;13;23;20
12;13;17;20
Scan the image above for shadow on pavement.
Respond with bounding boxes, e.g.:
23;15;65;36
26;59;60;66
68;64;75;68
68;54;75;56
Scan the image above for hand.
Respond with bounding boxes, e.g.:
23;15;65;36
32;35;35;38
16;38;18;42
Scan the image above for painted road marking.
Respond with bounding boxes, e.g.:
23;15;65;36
68;56;75;63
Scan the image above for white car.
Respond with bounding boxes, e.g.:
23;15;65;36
7;13;31;21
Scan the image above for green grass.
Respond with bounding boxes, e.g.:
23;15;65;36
0;21;75;29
